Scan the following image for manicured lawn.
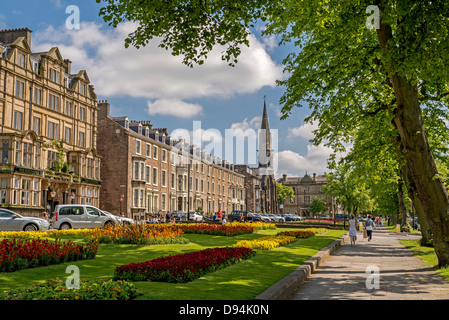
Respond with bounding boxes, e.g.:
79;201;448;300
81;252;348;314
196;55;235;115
400;240;449;281
0;228;346;300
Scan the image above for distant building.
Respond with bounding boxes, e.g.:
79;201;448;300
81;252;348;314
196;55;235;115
235;98;278;214
277;172;336;217
0;28;101;217
97;101;246;221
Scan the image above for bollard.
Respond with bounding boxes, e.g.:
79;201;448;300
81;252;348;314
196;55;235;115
396;224;400;233
359;222;363;231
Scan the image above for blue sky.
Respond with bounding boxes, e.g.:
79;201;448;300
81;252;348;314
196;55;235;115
0;0;336;177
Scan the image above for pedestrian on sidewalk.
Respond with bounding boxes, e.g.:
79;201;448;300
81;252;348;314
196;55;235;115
365;214;375;241
348;214;357;246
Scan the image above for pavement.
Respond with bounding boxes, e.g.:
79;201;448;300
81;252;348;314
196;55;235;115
289;227;449;300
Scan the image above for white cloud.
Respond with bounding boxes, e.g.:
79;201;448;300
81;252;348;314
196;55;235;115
276;144;335;177
288;122;319;140
230;116;262;132
147;99;203;118
33;21;284;106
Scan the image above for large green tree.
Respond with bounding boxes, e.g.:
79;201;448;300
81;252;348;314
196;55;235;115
96;0;449;266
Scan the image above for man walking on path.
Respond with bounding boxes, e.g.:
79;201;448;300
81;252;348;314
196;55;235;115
290;228;449;300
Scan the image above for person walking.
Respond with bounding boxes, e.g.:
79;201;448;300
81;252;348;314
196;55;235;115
365;214;375;241
348;214;357;246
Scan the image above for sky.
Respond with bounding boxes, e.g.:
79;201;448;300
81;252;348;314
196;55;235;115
0;0;339;178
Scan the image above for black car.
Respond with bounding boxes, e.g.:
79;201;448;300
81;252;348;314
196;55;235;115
228;210;255;222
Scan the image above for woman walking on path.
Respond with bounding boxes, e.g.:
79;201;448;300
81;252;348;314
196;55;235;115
348;214;357;246
365;214;375;241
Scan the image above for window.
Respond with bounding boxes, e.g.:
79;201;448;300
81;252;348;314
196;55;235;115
21;179;31;205
47;150;57;169
33;87;42;105
17;52;26;68
161;170;167;187
133;162;139;180
133;189;139;207
15;80;25;99
153;145;158;160
152;167;158;185
78;132;85;148
13;111;23;130
139;189;144;208
65;101;72;116
64;127;71;144
48;93;60;111
47;122;59;140
79;106;86;121
161;194;166;211
49;68;60;84
146;166;151;184
146;144;151;157
0;178;7;204
32;117;41;135
171;173;175;189
1;140;9;164
136;140;141;155
162;149;167;162
80;83;86;96
22;142;33;168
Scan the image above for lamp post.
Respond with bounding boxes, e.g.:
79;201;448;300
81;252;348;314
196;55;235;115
50;190;56;217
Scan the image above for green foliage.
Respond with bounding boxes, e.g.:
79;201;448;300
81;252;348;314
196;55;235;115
309;197;326;214
1;278;141;300
276;182;294;204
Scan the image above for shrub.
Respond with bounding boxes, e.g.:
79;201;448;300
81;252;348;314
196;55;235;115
114;247;255;283
1;278;140;300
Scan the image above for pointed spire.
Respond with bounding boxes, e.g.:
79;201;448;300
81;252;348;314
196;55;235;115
261;95;269;131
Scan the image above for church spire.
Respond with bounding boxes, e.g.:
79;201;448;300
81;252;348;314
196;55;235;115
259;96;272;169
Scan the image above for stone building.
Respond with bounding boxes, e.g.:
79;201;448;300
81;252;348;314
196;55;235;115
234;99;278;214
277;172;336;217
0;28;101;217
97;101;246;221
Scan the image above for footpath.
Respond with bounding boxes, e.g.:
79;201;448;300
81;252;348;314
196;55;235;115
289;227;449;300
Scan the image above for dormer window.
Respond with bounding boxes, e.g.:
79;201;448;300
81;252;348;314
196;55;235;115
124;118;129;130
49;68;60;83
145;127;149;137
16;51;26;68
138;124;142;135
80;83;86;96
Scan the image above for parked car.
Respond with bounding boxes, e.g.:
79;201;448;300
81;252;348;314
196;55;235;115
118;216;135;226
188;212;204;222
268;214;286;222
172;211;187;222
0;208;50;231
53;205;116;230
100;210;121;226
251;213;269;222
228;210;252;222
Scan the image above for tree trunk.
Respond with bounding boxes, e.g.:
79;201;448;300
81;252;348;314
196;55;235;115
397;179;407;228
377;17;449;267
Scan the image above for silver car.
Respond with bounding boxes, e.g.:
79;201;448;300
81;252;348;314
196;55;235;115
53;205;116;230
0;208;50;231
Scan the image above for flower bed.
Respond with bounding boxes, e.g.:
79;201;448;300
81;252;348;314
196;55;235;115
177;223;255;236
276;228;326;239
84;224;189;245
0;229;96;239
113;247;255;283
1;278;140;300
233;235;297;250
0;238;98;272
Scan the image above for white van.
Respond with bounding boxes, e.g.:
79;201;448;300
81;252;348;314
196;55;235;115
53;205;116;230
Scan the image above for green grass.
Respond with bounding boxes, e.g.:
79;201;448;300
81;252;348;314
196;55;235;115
400;240;449;281
0;228;346;300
